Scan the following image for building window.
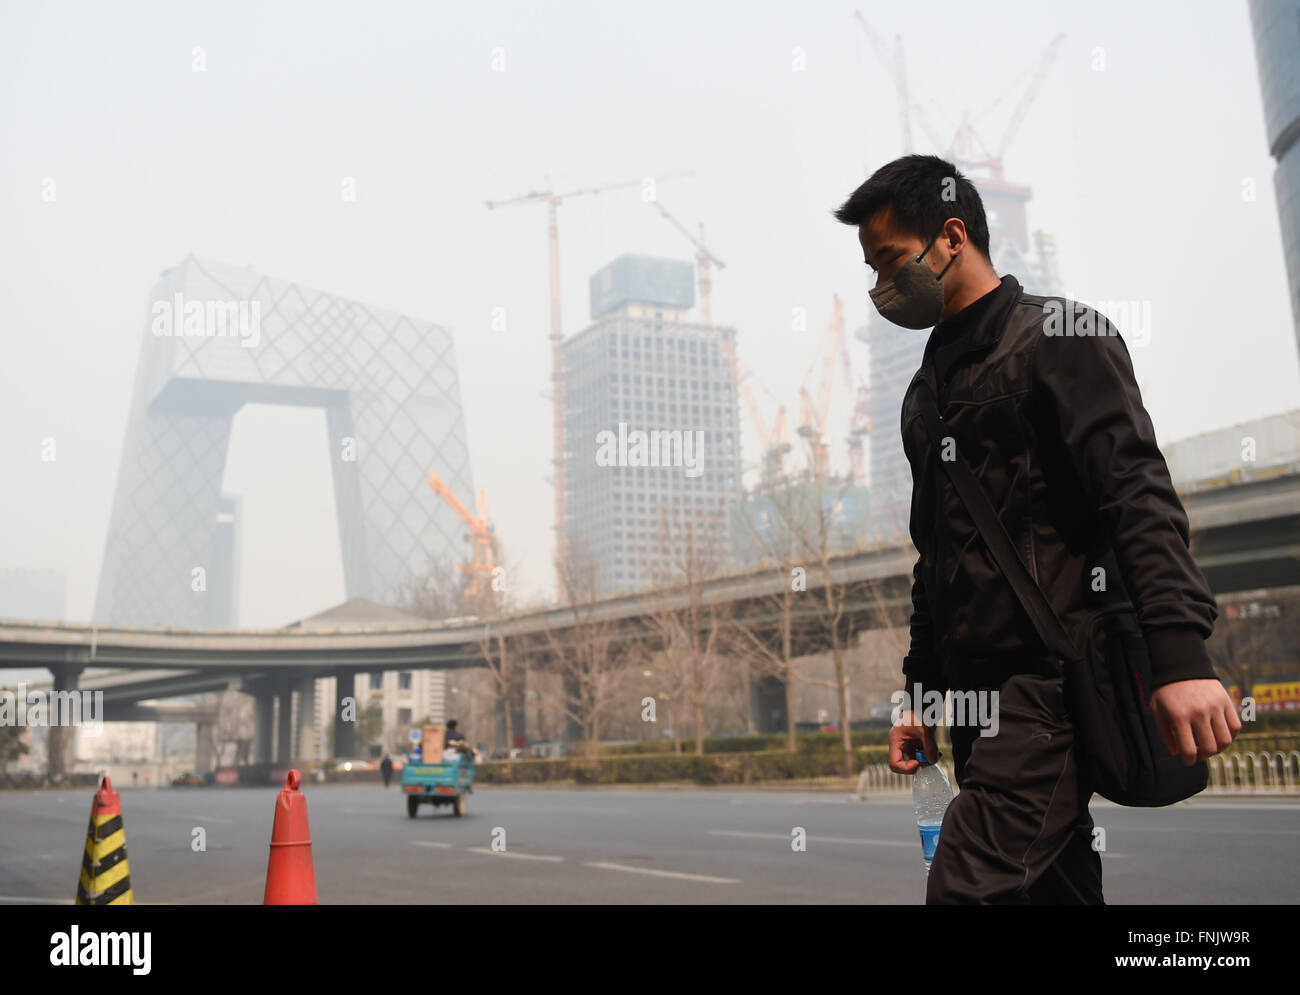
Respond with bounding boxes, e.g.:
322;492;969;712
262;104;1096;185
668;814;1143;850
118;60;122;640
369;673;382;690
398;708;412;726
399;672;412;690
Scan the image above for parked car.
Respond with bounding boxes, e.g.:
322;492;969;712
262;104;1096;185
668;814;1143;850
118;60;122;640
171;771;213;787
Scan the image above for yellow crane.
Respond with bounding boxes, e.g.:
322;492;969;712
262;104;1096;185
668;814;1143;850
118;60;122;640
427;470;499;603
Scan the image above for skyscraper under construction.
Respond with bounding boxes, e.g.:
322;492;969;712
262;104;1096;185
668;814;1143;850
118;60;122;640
563;254;743;596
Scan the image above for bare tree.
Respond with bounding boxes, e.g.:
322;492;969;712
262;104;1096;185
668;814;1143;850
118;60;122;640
541;541;627;759
647;500;734;756
730;480;803;750
785;466;860;776
397;555;473;621
205;688;254;768
472;550;526;758
1208;592;1300;712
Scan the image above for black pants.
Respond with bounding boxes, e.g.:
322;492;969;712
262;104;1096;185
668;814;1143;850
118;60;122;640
926;673;1104;905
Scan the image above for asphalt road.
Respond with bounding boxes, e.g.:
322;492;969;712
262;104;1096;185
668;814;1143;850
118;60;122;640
2;783;1296;904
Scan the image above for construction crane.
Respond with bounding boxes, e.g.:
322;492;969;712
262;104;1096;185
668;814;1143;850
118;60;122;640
855;9;1064;181
847;383;871;486
486;169;691;589
946;33;1066;178
853;10;947;157
648;200;726;325
797;295;844;482
720;337;790;489
427;470;499;603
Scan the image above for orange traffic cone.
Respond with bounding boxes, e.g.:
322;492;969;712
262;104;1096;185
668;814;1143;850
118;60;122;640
263;769;318;905
75;775;134;905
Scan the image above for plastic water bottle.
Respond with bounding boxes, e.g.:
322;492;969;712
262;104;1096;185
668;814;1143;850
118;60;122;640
912;749;953;876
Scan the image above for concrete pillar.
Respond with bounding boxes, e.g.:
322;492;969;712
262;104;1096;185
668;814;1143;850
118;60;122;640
751;675;789;735
195;720;217;772
46;665;83;779
254;690;274;764
296;678;318;762
333;672;356;759
276;686;292;764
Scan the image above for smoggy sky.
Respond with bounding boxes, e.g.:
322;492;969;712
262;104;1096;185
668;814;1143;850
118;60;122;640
1;0;1296;642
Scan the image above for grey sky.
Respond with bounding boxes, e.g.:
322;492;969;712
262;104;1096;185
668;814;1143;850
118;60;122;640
1;0;1296;636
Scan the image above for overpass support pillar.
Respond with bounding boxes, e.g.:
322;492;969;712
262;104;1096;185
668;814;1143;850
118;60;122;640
276;685;293;765
46;664;84;779
195;720;217;772
333;673;356;759
296;678;319;762
254;690;274;764
751;675;789;736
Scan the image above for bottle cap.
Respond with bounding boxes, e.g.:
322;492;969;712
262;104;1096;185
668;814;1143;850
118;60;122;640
915;749;927;765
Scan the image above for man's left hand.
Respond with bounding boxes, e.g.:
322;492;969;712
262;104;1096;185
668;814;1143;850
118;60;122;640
1150;679;1242;765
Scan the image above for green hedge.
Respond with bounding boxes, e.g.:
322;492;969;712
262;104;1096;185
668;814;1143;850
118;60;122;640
1233;730;1300;755
605;729;894;757
474;747;894;785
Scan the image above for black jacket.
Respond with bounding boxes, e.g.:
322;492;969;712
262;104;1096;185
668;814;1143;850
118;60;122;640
899;273;1218;700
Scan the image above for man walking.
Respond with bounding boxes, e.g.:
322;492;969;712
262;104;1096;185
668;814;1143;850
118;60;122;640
833;154;1241;903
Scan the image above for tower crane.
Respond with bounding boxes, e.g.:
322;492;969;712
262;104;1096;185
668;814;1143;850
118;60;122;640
797;295;844;482
854;9;1064;180
426;470;499;604
853;10;947;156
847;383;872;486
485;168;691;588
647;200;726;325
720;338;790;490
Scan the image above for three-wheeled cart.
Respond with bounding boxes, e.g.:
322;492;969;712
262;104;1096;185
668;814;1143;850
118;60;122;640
401;751;474;817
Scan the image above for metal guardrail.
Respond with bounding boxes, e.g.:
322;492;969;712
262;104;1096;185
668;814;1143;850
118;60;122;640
853;751;1300;798
1205;750;1300;794
854;761;957;799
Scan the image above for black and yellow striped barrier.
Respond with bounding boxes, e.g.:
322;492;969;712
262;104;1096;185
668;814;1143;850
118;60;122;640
75;776;134;905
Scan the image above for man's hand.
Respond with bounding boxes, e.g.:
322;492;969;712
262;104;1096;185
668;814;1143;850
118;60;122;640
1150;679;1242;765
889;710;942;775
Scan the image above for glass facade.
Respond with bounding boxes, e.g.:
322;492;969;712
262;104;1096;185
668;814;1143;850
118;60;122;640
94;255;474;627
1249;0;1300;363
564;258;742;596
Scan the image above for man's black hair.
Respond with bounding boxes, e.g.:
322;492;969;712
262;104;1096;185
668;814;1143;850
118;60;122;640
446;719;458;729
833;154;991;259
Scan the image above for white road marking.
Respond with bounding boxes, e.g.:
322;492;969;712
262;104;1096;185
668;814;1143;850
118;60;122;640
0;895;74;904
411;841;453;849
464;847;563;862
1117;826;1298;835
584;862;739;884
710;829;913;847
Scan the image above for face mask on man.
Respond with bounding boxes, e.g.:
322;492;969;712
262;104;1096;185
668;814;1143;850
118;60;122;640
868;229;957;329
